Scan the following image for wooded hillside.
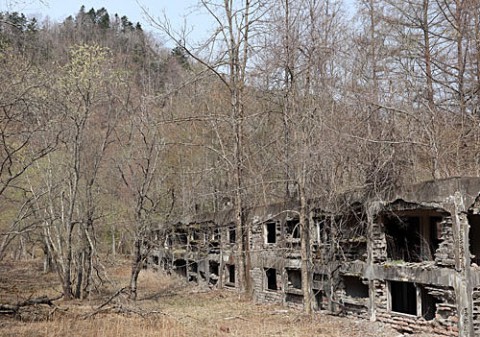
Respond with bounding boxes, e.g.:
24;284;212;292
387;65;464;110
1;1;479;300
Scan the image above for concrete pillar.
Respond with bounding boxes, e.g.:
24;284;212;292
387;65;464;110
451;192;474;337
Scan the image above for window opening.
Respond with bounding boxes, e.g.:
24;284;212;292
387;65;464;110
390;281;417;315
421;287;438;321
469;214;480;265
286;219;300;239
265;221;276;244
229;225;236;244
173;259;187;278
265;268;277;290
209;261;219;285
343;276;369;298
226;264;235;285
287;269;302;289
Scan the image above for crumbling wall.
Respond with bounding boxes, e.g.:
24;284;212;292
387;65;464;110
427;286;458;334
435;217;456;268
472;287;480;335
375;283;458;336
335;275;369;318
373;280;388;310
371;221;387;263
251;267;284;304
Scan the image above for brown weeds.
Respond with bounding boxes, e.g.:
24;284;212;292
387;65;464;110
0;259;431;337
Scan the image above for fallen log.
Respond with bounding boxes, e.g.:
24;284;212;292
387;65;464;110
0;294;62;317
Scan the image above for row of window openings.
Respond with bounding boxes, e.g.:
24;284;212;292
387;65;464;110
165;213;480;267
266;215;442;253
183;261;438;321
167;216;437;251
264;269;303;291
264;220;303;244
262;213;444;261
264;269;436;320
168;229;222;245
172;260;234;286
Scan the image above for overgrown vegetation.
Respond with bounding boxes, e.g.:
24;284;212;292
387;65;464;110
1;0;480;321
0;258;420;337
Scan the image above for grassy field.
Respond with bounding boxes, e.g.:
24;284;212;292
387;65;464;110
0;259;431;337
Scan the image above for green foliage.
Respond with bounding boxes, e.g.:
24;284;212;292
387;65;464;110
171;46;190;70
0;11;38;53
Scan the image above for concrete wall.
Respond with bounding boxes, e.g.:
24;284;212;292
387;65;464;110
157;177;480;337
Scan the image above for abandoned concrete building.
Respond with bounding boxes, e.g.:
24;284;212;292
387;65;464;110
151;177;480;337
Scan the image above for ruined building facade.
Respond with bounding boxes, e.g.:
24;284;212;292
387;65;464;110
151;177;480;337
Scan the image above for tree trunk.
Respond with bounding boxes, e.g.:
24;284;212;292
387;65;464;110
129;237;143;300
63;223;74;300
74;250;84;299
299;169;313;314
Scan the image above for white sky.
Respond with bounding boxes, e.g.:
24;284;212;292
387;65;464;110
1;0;211;45
1;0;355;47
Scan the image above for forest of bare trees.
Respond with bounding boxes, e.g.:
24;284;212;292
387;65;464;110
1;0;480;304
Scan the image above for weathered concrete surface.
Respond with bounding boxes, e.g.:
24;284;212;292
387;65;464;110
159;177;480;337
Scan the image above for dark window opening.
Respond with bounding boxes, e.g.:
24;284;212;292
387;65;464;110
189;261;198;273
265;268;278;290
212;227;221;241
229;226;236;244
337;210;368;261
287;269;302;289
314;290;326;310
315;217;329;243
385;215;422;262
209;227;221;252
385;214;442;262
343;276;368;298
390;281;417;315
469;214;480;265
286;219;300;239
342;209;367;239
191;230;204;242
286;293;303;305
266;221;277;244
385;216;421;262
421;287;438;321
173;259;187;278
166;235;173;248
176;231;188;246
209;261;219;285
226;264;235;285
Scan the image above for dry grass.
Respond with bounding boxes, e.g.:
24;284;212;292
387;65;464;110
0;259;417;337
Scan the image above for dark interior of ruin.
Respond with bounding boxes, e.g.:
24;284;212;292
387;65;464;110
384;213;442;262
265;268;278;290
390;281;416;315
265;221;277;244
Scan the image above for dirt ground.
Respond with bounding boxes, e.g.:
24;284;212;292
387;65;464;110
0;259;433;337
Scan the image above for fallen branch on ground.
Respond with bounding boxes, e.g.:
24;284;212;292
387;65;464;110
82;287;129;319
0;294;62;317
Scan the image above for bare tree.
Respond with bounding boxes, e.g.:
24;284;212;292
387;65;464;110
147;0;270;295
116;95;173;300
26;44;125;300
0;49;58;260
